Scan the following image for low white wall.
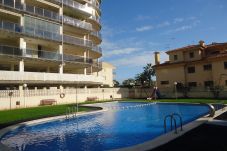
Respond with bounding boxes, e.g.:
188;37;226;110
0;88;129;110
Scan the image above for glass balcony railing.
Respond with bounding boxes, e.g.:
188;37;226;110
91;31;102;39
0;20;102;54
24;4;61;21
63;16;92;31
63;35;92;48
0;45;99;65
90;15;101;24
53;0;91;15
0;45;22;56
92;45;102;54
0;1;93;31
23;27;62;42
0;20;22;33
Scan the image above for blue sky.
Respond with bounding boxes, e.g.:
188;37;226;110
100;0;227;83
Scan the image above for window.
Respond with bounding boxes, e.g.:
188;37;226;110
204;81;214;87
224;62;227;69
188;66;195;73
174;55;178;61
189;52;194;58
203;64;212;71
188;82;197;87
161;81;169;85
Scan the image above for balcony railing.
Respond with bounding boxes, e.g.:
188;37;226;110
0;20;102;54
0;1;94;31
0;20;22;33
91;31;102;39
53;0;91;15
0;45;102;66
63;35;92;48
0;71;104;83
92;45;102;54
63;15;92;31
90;15;101;24
24;4;61;21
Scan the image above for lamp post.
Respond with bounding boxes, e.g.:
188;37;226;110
154;86;157;101
174;82;178;100
101;85;104;101
9;91;13;110
23;83;27;108
76;84;78;113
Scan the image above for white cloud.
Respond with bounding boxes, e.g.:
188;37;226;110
109;51;169;68
135;15;152;21
173;18;184;24
164;19;201;34
136;25;154;32
157;21;171;28
105;47;141;57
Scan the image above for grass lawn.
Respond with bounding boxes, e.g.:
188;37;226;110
0;98;226;128
0;104;98;128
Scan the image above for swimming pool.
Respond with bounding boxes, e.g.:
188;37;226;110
0;102;210;151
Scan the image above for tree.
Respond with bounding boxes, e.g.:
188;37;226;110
122;78;136;88
135;73;147;86
113;80;120;87
143;63;155;87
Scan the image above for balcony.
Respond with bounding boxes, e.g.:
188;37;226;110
0;20;102;54
0;45;102;67
91;31;102;40
63;34;92;48
92;45;102;54
24;4;61;21
0;1;94;31
0;71;104;84
63;15;92;31
53;0;92;16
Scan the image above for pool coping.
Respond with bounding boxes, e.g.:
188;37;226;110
0;102;226;151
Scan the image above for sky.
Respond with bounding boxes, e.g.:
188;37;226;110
100;0;227;83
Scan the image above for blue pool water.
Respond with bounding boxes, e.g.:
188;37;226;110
0;102;210;151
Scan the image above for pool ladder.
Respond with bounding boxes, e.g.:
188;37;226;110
164;113;183;134
65;107;77;119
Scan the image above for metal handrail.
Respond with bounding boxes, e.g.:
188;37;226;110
172;113;183;131
164;114;180;134
66;106;77;119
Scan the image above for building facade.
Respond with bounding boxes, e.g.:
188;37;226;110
154;41;227;98
0;0;110;90
98;62;115;87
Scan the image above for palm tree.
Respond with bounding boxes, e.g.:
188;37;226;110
143;63;155;87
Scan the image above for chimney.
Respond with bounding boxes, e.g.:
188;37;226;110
154;52;160;65
199;40;205;47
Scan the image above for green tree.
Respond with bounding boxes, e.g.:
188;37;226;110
122;78;136;88
135;73;147;86
143;63;155;87
113;80;120;87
